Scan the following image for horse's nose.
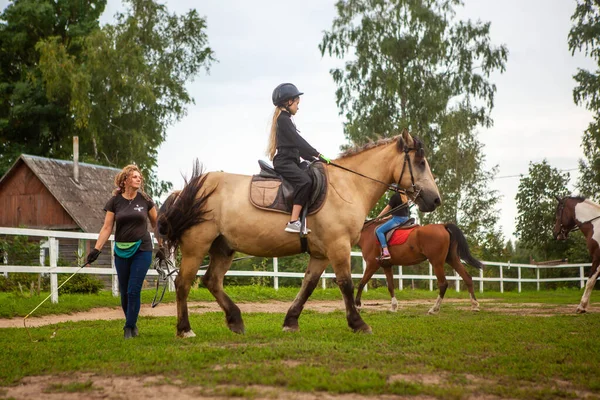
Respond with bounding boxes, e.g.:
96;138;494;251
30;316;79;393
434;197;441;207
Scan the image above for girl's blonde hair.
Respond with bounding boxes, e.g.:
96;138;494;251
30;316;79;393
266;106;282;160
112;164;151;201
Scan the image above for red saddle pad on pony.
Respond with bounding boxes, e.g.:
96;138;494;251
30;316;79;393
377;227;417;246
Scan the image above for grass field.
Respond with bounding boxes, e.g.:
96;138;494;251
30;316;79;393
1;287;599;399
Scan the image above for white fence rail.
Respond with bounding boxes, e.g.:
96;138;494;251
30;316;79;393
0;227;593;303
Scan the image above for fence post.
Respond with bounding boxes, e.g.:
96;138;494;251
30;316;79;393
580;266;585;289
536;268;540;291
454;270;460;292
499;265;504;293
518;266;522;293
168;253;176;292
479;268;483;293
428;262;433;291
362;258;367;292
49;237;58;304
273;257;279;290
111;240;119;297
399;265;403;290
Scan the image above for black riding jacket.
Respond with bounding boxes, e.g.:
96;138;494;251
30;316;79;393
275;110;319;161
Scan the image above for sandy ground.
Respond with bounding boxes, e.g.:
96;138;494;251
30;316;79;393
2;299;599;400
2;298;598;329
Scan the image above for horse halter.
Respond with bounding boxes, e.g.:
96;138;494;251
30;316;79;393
555;197;600;238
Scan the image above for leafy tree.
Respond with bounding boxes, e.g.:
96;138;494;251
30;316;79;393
1;0;215;199
320;0;507;256
514;160;588;261
569;0;600;199
0;0;106;173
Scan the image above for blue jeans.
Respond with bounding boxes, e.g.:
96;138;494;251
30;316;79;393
375;216;409;248
114;251;152;329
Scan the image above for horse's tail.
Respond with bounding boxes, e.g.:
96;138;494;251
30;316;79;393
445;223;484;269
157;160;215;251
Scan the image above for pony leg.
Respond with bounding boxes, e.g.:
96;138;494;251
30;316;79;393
331;250;371;333
202;249;242;333
449;257;480;312
577;262;600;313
383;267;398;312
428;261;448;315
354;260;379;310
175;252;207;338
283;257;329;332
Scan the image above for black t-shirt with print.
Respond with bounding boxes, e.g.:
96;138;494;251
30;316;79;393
389;193;409;217
104;192;155;252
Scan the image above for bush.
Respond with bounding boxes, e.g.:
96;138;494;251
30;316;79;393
52;274;104;294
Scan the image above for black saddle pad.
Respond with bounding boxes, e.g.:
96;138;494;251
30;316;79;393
249;161;328;215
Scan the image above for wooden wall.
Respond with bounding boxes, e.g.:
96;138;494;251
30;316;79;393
0;162;77;229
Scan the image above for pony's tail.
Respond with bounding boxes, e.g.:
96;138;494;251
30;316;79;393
157;160;215;252
445;223;484;269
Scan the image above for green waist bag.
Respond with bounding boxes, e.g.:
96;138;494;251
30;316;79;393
114;240;142;258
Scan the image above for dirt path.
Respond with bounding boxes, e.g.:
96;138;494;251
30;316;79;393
2;298;597;328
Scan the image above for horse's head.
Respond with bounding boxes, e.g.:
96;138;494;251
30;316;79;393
553;195;580;240
393;129;441;212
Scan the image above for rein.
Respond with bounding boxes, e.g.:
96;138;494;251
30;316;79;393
362;201;414;228
328;146;420;195
557;197;600;236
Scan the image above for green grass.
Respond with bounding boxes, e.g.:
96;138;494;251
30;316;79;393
0;285;588;318
1;287;599;399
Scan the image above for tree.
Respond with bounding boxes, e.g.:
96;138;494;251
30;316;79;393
0;0;215;199
569;0;600;200
514;160;587;261
0;0;107;173
320;0;507;255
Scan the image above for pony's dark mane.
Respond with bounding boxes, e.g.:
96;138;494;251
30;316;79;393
339;134;424;159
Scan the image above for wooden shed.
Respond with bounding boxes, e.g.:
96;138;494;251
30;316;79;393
0;154;121;266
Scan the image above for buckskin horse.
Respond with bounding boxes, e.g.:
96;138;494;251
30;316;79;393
553;196;600;313
158;130;441;337
355;221;483;314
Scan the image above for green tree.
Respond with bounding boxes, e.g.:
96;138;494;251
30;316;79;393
320;0;507;255
569;0;600;199
514;160;587;261
1;0;215;199
0;0;106;173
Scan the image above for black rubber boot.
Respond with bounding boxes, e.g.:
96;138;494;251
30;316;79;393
124;327;134;339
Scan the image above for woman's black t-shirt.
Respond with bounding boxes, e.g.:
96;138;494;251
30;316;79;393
104;192;155;252
389;193;409;217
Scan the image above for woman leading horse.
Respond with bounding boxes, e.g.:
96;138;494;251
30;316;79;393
159;130;441;337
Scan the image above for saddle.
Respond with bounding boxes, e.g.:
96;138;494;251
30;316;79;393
384;218;418;243
249;160;328;215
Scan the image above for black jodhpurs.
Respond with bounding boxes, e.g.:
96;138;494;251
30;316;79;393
273;150;313;207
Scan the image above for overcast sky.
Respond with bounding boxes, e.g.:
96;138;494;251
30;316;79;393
6;0;590;243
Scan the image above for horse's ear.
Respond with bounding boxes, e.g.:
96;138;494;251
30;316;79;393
401;128;415;148
397;137;406;152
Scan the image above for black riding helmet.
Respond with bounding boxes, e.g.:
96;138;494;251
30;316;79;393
272;83;303;106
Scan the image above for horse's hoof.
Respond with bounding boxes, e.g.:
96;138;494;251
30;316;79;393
282;325;299;332
576;307;587;314
228;324;245;334
472;307;480;312
353;324;373;334
177;330;196;338
427;309;438;315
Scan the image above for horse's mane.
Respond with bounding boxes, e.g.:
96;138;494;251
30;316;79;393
339;135;424;159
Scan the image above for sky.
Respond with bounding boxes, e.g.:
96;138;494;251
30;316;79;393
4;0;592;243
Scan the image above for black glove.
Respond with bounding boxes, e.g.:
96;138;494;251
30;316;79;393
86;248;101;265
155;247;168;262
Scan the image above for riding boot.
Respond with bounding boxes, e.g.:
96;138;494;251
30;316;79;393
124;327;134;340
132;326;139;337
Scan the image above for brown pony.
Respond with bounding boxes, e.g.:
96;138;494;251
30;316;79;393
355;221;483;314
158;130;441;337
553;196;600;313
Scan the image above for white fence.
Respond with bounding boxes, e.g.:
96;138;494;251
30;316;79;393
0;227;593;303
